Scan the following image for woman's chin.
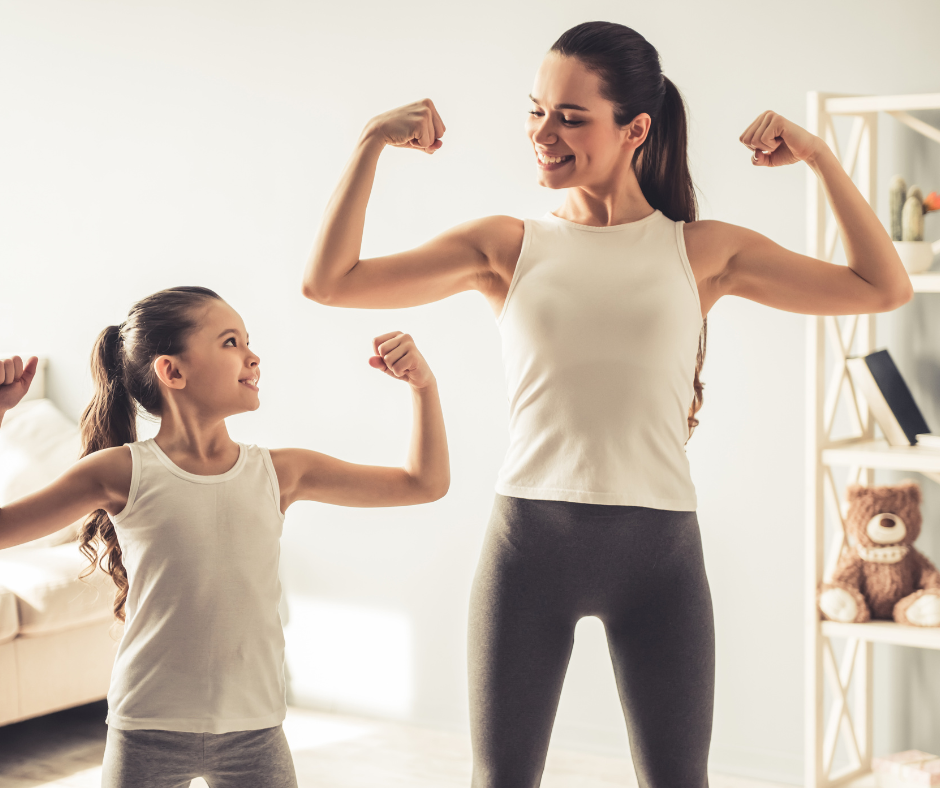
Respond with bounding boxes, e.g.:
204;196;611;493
536;171;574;190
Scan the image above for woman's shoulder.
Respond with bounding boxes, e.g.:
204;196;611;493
681;219;741;282
466;214;525;252
459;215;526;289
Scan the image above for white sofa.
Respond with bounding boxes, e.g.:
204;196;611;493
0;360;119;726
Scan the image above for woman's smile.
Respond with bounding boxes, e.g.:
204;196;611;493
536;151;574;170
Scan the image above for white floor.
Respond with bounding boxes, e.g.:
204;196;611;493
0;701;860;788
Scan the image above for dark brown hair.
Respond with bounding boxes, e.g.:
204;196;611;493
78;286;222;620
551;21;707;438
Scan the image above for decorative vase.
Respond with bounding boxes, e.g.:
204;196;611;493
893;240;935;274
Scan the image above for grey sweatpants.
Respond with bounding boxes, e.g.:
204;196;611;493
101;724;298;788
468;494;715;788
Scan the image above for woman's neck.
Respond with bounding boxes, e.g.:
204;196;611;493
554;166;654;227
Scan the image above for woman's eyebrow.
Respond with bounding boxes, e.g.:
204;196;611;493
528;94;590;112
217;328;248;341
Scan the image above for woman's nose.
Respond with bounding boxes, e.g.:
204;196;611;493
532;119;557;145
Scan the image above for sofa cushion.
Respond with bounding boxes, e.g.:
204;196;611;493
0;398;84;553
0;543;115;637
0;586;17;645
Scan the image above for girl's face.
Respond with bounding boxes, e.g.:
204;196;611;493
526;53;647;191
157;299;261;418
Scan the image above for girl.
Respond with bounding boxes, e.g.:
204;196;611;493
302;20;912;788
0;285;449;788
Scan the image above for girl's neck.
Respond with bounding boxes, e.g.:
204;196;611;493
153;410;237;471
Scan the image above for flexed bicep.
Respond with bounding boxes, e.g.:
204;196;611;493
697;221;905;316
307;216;521;310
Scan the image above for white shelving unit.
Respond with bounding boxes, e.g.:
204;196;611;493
805;92;940;788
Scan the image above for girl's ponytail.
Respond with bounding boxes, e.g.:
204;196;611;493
78;324;136;621
81;325;137;453
550;22;707;439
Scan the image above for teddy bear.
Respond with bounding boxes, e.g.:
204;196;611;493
818;480;940;627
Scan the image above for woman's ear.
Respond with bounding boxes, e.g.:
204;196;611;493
622;112;652;151
153;356;186;390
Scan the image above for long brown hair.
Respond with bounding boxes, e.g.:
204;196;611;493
551;21;707;438
78;286;222;621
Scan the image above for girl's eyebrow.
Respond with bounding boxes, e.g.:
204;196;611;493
528;94;590;112
217;328;249;341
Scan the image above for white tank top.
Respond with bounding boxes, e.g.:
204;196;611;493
106;438;287;733
495;208;702;510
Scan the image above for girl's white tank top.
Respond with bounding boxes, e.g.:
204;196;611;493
495;208;702;510
106;438;287;734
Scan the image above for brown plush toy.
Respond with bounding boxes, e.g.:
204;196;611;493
818;480;940;627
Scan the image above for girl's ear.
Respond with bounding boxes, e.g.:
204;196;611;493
153;356;185;390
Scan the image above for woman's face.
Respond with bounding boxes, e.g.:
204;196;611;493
526;53;647;191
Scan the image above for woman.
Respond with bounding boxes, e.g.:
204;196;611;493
302;21;911;788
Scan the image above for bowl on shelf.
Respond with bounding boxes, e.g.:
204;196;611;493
893;240;936;274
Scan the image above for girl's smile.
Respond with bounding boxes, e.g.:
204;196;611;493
239;375;260;392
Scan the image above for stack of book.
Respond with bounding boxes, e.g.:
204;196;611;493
846;349;940;450
872;749;940;787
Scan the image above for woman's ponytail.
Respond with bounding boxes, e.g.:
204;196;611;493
633;75;707;439
634;76;697;225
551;22;707;439
78;324;136;621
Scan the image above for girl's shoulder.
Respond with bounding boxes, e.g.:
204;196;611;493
82;444;133;473
76;445;133;516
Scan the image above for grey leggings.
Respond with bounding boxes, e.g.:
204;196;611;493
100;725;297;788
468;494;715;788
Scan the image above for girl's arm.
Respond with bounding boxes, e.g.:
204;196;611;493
301;99;522;310
686;110;913;317
0;356;131;549
270;332;449;511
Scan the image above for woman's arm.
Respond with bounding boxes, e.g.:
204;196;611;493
0;356;131;549
302;99;522;310
271;331;449;511
689;111;914;316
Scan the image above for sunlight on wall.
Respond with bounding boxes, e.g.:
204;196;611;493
284;595;414;719
281;708;373;752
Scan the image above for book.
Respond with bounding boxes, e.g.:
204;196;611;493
845;349;930;447
916;433;940;450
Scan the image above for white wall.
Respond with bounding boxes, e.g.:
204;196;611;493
2;1;940;783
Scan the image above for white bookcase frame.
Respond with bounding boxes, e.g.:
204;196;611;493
805;92;940;788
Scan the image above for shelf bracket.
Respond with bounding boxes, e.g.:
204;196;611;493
887;111;940;146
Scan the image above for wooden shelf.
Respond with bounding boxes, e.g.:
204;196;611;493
822;620;940;651
911;272;940;293
824;93;940;114
822;440;940;473
806;91;940;787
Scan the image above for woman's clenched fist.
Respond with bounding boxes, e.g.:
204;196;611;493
366;99;446;154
